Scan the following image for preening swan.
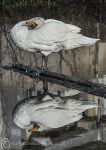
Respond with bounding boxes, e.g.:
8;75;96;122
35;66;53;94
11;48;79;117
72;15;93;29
11;17;99;56
13;95;97;133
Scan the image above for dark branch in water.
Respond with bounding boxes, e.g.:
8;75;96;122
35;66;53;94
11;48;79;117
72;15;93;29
3;63;106;98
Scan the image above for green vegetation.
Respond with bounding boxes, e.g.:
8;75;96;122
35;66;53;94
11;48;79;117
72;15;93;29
1;0;57;10
0;0;105;25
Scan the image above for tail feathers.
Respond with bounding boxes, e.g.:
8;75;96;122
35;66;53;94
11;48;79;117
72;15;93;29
64;34;99;50
84;104;98;110
81;36;99;46
81;100;98;110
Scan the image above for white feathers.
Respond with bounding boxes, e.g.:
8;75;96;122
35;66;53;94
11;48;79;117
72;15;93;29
13;95;97;130
11;17;99;56
11;17;99;134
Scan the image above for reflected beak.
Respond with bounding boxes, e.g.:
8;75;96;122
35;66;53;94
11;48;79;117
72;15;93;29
29;127;38;133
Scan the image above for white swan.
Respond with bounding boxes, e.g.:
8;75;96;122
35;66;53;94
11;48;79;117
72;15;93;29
11;17;99;56
13;95;97;132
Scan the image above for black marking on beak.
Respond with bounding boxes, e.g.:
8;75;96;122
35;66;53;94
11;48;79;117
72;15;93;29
31;22;38;29
31;24;35;29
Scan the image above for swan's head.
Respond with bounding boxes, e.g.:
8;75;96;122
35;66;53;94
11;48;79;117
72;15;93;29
26;17;45;29
13;111;40;138
13;106;40;137
23;123;40;139
26;123;40;136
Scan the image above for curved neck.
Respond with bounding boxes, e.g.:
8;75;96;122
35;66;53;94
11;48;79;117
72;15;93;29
11;21;28;42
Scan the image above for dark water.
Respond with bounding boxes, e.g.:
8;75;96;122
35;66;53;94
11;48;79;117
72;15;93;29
22;141;106;150
67;142;106;150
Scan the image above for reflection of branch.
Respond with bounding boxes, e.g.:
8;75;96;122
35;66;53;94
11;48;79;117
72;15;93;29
0;21;19;63
61;53;74;76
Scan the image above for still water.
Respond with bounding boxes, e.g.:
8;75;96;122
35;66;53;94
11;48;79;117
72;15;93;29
67;142;106;150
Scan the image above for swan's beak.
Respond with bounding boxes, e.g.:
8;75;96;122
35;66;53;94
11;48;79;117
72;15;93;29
28;127;38;133
26;20;37;29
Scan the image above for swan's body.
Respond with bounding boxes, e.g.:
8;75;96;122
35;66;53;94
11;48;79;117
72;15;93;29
11;17;99;56
13;95;97;131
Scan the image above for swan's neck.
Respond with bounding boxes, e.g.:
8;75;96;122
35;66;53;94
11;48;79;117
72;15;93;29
38;124;51;131
11;21;28;43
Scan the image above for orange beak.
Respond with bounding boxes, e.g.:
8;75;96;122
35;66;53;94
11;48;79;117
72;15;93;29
26;20;37;28
29;127;38;133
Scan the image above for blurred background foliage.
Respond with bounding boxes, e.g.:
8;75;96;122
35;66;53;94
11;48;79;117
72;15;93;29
0;0;106;22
